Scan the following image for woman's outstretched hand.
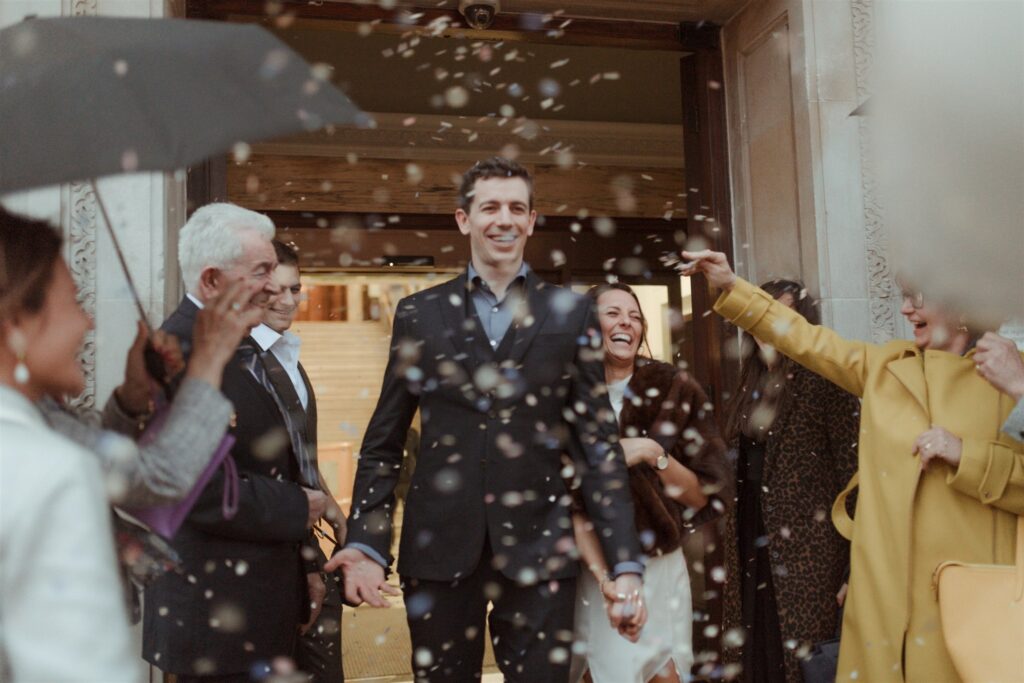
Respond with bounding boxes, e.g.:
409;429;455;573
679;250;737;292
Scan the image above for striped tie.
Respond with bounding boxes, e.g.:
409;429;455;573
237;342;319;488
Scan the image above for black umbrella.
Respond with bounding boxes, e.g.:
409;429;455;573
0;16;367;193
0;14;368;385
0;16;367;377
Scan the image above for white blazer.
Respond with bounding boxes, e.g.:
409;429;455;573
0;386;135;682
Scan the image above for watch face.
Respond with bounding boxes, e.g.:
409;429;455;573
657;454;670;470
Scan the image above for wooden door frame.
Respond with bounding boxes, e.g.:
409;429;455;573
679;21;737;410
182;11;736;677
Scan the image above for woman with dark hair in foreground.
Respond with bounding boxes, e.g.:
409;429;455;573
0;209;136;681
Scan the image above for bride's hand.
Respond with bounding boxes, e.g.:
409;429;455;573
619;437;661;468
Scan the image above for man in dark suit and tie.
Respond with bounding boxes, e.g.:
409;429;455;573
252;239;346;682
326;157;646;682
143;203;328;683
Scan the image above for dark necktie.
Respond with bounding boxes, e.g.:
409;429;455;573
237;343;319;489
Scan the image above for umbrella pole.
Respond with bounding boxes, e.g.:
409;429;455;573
89;179;170;390
88;179;154;333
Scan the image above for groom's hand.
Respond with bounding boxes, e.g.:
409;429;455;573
324;547;400;608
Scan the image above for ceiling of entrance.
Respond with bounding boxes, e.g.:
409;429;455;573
270;26;685;124
330;0;748;24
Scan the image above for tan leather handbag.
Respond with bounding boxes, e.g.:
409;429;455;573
933;516;1024;682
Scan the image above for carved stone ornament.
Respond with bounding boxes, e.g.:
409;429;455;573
54;0;99;411
70;0;98;16
852;0;898;343
64;183;98;412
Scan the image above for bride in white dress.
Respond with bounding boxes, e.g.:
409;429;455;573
569;284;732;683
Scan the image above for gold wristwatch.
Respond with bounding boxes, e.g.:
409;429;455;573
655;452;670;470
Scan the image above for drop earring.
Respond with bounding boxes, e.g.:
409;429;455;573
8;329;29;385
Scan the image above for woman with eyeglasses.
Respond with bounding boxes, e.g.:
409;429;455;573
568;283;732;683
682;251;1024;683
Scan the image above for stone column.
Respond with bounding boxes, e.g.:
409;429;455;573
798;0;907;342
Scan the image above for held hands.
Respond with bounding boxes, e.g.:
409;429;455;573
602;573;647;643
324;547;401;608
974;332;1024;401
679;250;737;291
913;426;963;471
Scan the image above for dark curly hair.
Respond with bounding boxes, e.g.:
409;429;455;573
457;156;534;212
586;282;653;365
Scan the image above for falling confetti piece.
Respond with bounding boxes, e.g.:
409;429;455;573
445;85;470;108
120;149;138;172
232;142;252;163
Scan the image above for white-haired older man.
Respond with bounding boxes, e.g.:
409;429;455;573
142;203;328;683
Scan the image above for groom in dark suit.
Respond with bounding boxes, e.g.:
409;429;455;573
326;157;645;682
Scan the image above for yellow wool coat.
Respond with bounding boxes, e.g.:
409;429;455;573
715;279;1024;683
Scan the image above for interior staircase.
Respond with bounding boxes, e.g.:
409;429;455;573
291;318;392;514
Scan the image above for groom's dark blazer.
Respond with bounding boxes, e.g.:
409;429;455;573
347;269;642;582
142;297;311;676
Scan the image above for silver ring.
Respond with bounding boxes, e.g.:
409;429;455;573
231;302;242;312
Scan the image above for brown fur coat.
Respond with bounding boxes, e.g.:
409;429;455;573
616;359;733;556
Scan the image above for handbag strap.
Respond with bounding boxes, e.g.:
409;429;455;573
221;455;239;519
832;471;859;541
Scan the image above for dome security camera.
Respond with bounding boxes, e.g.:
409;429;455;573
459;0;500;30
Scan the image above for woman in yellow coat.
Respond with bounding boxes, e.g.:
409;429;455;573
681;250;1023;682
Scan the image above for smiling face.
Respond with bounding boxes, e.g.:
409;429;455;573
198;228;278;318
455;176;536;273
264;264;301;333
596;288;645;368
900;288;963;351
9;260;92;400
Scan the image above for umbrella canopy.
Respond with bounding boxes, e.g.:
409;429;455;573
0;16;368;194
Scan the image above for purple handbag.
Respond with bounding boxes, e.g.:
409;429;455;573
125;406;239;539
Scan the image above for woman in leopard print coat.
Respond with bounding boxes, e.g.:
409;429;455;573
721;280;859;683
